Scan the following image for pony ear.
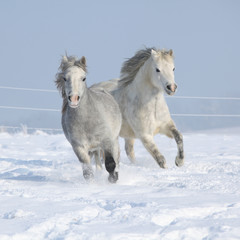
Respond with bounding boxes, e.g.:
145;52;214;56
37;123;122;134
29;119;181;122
169;49;173;56
151;49;157;57
62;55;68;63
80;56;86;66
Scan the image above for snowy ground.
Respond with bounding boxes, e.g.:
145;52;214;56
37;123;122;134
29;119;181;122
0;129;240;240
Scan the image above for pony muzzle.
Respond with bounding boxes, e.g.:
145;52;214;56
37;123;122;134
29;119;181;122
68;95;80;108
166;84;177;95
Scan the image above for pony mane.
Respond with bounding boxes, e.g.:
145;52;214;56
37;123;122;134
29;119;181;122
119;47;173;88
55;55;87;113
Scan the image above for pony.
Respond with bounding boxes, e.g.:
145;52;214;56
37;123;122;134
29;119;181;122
92;48;184;169
55;55;122;183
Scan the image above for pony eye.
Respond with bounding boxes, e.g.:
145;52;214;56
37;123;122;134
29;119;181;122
82;77;86;82
173;67;175;71
63;77;67;81
156;68;160;73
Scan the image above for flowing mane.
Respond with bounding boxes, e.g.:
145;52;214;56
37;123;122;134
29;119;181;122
55;55;87;112
119;48;173;88
119;48;152;88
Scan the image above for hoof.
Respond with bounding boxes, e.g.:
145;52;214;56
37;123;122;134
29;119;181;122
157;156;167;169
108;172;118;183
160;162;168;169
127;155;136;164
175;156;184;167
83;169;94;181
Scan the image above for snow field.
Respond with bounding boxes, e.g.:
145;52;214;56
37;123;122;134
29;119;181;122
0;130;240;239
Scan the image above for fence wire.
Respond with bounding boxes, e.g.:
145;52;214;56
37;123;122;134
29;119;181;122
1;85;240;132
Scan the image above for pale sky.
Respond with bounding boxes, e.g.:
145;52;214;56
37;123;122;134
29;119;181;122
0;0;239;130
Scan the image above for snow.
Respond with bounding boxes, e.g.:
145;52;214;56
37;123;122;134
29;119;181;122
0;129;240;240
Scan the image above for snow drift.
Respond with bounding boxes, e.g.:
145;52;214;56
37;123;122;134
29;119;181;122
0;129;240;239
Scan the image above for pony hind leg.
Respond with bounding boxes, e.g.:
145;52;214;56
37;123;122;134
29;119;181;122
91;149;103;171
125;138;136;163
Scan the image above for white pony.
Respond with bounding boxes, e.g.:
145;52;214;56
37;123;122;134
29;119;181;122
55;55;122;182
92;48;184;169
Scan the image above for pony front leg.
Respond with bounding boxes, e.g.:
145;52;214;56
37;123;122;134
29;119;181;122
140;135;167;169
104;139;120;183
170;127;184;167
73;146;94;181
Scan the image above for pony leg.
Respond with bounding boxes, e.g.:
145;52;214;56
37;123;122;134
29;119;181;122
125;138;136;163
104;139;120;183
73;146;94;181
170;127;184;167
140;135;167;169
93;149;103;171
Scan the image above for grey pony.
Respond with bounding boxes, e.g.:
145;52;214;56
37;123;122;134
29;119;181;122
55;55;122;183
92;48;184;169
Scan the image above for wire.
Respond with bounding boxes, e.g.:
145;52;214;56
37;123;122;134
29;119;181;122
0;86;57;93
168;96;240;100
1;85;240;100
0;106;60;112
172;113;240;117
0;125;62;132
0;86;240;117
0;105;239;117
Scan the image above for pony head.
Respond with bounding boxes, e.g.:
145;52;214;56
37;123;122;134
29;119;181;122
56;55;87;109
150;49;177;95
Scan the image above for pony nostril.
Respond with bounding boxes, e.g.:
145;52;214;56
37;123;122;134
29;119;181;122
68;95;80;103
167;84;177;92
167;85;171;91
